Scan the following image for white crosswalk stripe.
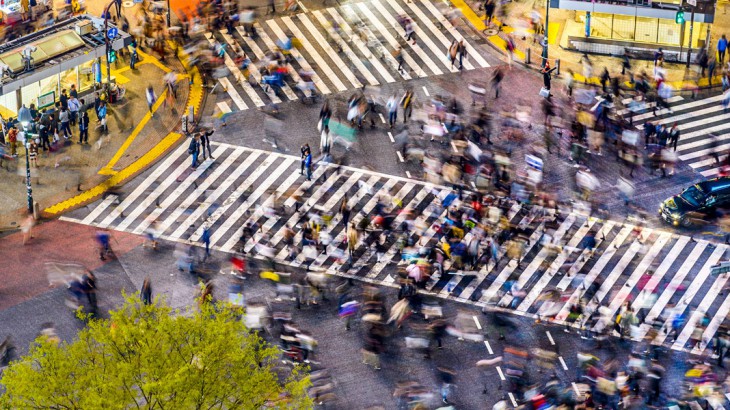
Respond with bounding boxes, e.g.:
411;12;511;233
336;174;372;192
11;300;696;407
633;93;730;177
204;0;488;111
66;143;730;355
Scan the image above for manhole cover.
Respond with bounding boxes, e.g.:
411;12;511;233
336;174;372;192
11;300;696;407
483;28;499;36
123;1;134;7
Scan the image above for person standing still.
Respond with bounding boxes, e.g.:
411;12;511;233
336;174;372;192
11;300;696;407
304;151;313;181
97;102;108;132
6;125;17;157
719;34;728;64
458;40;468;70
189;134;201;168
300;143;310;175
79;111;90;144
68;95;80;127
58;107;72;140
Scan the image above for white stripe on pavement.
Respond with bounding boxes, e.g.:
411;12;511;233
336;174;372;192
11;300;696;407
147;148;244;236
311;10;384;85
204;33;264;107
219;30;282;104
119;147;225;233
419;0;489;67
254;22;309;93
554;221;615;292
295;14;363;89
168;151;262;239
210;157;296;247
356;2;427;78
235;26;298;101
267;19;333;94
218;77;248;110
517;218;595;312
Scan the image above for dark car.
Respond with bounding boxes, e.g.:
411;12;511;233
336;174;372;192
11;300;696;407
659;177;730;227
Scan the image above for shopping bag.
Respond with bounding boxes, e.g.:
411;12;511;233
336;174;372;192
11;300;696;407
539;87;550;98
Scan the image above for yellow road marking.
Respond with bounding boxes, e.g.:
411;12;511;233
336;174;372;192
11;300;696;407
44;132;184;214
99;88;169;175
44;66;204;215
450;0;526;60
137;49;173;73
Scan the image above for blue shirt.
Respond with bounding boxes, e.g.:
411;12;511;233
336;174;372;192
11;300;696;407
719;38;728;52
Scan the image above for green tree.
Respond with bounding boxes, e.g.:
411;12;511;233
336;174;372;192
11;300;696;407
0;295;312;409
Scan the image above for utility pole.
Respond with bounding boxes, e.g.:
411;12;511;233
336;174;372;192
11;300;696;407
167;0;171;28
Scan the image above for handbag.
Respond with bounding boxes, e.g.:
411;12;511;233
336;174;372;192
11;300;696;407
539;87;550;98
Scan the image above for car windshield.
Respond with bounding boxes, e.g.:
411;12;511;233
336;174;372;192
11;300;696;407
680;185;706;207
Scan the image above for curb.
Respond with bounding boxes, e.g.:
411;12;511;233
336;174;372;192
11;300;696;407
42;50;205;217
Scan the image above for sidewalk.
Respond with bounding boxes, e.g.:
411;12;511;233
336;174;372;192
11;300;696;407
453;0;730;90
0;4;204;229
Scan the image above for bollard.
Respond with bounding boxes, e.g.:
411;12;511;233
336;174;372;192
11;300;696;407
556;59;561;75
33;201;39;220
526;48;531;65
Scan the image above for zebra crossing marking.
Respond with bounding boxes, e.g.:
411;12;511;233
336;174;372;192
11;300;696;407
64;142;730;355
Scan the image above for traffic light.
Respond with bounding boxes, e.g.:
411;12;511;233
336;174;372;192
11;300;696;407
676;9;685;24
107;50;117;64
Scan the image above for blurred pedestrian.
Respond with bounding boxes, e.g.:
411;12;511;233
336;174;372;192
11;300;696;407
386;94;398;128
200;129;214;160
78;110;89;144
145;85;157;115
21;214;34;245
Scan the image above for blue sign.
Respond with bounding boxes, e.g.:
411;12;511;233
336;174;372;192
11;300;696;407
107;27;118;39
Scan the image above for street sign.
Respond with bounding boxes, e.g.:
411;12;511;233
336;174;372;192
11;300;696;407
711;261;730;276
107;27;118;39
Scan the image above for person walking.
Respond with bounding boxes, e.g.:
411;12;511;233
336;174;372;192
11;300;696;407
189;134;201;168
300;143;310;175
78;110;89;144
340;196;351;228
97;102;108;132
401;88;414;122
386;94;398;128
600;68;610;93
200;129;214;160
720;34;728;64
393;47;405;73
709;56;717;84
492;66;504;98
458;39;468;70
404;19;416;45
621;52;631;75
669;122;680;151
448;40;459;68
145;85;157;115
141;277;152;305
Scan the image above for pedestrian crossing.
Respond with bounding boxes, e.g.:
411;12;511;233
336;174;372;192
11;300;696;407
63;143;730;354
206;0;490;111
632;93;730;177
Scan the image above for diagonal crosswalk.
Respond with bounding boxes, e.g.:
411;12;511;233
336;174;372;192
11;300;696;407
633;93;730;177
205;0;489;111
64;143;730;355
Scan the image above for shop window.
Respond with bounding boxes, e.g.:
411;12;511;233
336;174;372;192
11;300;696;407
39;74;59;103
59;67;78;97
0;91;17;117
612;15;635;41
657;18;681;45
591;13;613;38
79;60;95;93
635;17;659;44
21;81;40;108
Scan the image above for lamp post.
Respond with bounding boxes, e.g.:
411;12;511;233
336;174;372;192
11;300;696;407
17;105;33;215
541;0;550;68
687;3;696;68
167;0;171;28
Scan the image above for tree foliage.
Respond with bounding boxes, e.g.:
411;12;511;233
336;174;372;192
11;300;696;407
0;294;312;410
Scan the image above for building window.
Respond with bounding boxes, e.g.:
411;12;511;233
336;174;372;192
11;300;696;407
59;67;78;97
612;14;636;41
657;18;681;45
39;73;60;103
635;16;659;43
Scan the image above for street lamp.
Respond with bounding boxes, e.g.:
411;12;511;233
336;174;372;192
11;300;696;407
541;0;550;68
17;105;33;215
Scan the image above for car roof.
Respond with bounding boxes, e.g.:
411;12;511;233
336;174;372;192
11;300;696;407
700;177;730;194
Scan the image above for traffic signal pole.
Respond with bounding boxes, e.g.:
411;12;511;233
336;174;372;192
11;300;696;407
687;5;695;67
